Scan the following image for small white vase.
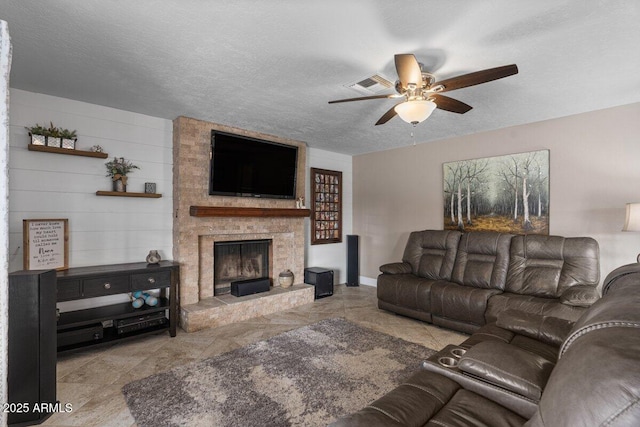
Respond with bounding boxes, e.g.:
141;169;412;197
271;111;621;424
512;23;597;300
279;270;294;288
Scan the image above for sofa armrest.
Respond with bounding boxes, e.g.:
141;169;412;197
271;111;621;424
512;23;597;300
379;262;412;275
560;285;600;307
496;310;574;347
458;341;555;401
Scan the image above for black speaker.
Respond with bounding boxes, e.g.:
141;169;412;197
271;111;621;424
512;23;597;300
304;267;334;299
347;235;359;286
231;277;270;297
8;269;57;426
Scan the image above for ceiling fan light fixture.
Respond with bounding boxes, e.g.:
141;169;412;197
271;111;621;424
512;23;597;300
395;100;437;125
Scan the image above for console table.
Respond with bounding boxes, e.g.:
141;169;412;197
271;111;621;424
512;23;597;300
56;261;179;352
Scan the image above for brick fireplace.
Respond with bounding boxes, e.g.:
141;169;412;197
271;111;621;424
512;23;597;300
172;117;314;332
213;239;271;295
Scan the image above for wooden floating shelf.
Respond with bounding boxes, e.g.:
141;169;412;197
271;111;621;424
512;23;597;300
96;191;162;198
28;144;108;158
190;206;311;218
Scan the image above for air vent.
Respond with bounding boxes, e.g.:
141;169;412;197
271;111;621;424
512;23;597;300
345;73;394;95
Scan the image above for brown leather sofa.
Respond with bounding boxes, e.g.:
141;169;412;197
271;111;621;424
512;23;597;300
331;262;640;426
377;230;600;334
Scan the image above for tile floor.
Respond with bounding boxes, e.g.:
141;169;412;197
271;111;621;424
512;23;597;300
45;284;467;426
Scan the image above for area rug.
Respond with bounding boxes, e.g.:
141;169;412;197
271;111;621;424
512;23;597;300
122;318;435;427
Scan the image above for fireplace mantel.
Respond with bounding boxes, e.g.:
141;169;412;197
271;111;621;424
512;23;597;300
189;206;311;218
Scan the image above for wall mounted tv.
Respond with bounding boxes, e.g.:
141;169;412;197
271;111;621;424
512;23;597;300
209;131;298;199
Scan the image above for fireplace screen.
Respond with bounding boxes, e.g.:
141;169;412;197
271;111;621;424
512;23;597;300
214;239;271;295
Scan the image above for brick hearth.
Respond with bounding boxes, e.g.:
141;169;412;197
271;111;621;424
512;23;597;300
180;285;314;332
172;117;310;331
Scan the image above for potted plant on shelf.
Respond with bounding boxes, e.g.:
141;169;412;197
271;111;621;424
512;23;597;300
25;123;48;146
105;157;139;192
60;128;78;150
45;122;62;148
26;122;77;148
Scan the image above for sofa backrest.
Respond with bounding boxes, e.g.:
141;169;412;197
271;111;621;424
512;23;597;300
526;264;640;426
505;235;599;298
402;230;462;280
451;231;513;289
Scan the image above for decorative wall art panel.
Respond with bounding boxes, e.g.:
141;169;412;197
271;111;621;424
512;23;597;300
311;168;342;244
443;150;549;234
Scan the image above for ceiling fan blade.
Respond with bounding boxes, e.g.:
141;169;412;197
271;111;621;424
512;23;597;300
395;54;423;88
375;104;400;126
431;94;473;114
328;94;395;104
433;64;518;93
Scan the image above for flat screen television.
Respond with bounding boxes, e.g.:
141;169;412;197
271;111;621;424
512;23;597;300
209;131;298;199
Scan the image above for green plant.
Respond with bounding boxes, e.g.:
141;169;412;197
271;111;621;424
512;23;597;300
46;121;60;138
25;123;47;135
105;157;140;177
26;122;77;139
60;128;77;139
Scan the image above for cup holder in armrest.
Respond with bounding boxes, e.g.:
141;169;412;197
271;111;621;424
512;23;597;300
438;356;459;368
451;347;466;358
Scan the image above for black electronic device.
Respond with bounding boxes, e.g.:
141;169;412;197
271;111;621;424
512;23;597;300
115;312;168;335
209;130;298;199
347;234;360;286
58;324;104;347
304;267;334;299
231;277;271;297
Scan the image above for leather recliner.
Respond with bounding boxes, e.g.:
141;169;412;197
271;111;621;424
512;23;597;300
377;230;462;322
430;231;513;333
377;230;600;334
331;262;640;426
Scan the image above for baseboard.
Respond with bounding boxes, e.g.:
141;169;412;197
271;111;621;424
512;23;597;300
359;276;377;287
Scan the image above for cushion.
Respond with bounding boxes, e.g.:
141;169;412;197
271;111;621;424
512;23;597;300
377;274;434;312
505;235;599;298
329;370;460;427
496;310;574;347
559;285;600;307
458;341;555;401
426;389;526;427
379;262;412;275
401;230;462;280
450;231;513;290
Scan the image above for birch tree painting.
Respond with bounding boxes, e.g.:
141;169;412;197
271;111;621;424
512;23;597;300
443;150;549;234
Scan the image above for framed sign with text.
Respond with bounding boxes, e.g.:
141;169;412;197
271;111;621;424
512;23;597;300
23;218;69;271
311;168;342;245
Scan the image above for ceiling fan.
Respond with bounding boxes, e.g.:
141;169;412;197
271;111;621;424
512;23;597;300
328;54;518;126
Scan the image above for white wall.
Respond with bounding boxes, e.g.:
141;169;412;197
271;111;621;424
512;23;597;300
1;20;11;427
353;102;640;286
8;89;174;310
305;147;353;284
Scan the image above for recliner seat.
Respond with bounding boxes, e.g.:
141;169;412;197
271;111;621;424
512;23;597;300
377;230;600;334
430;231;513;333
377;230;462;322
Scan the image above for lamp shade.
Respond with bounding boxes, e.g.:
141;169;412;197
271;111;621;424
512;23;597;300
395;100;437;124
623;203;640;231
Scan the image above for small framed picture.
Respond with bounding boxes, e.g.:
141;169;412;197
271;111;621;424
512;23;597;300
23;218;69;271
144;182;157;194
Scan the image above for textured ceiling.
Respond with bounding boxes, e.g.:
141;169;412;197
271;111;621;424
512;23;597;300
3;1;640;155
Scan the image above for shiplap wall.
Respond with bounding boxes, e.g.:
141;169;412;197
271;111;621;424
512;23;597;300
305;147;353;285
8;89;174;274
9;90;356;293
